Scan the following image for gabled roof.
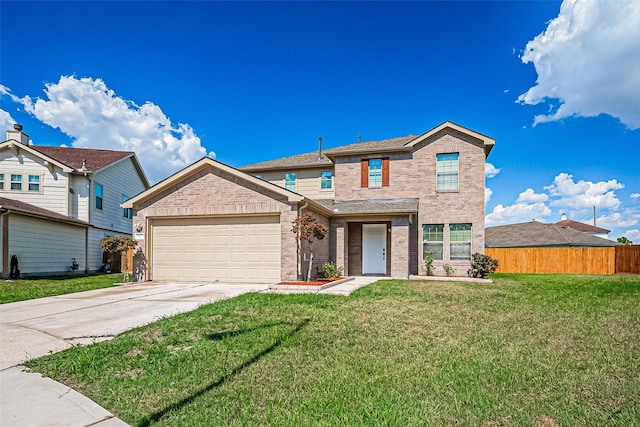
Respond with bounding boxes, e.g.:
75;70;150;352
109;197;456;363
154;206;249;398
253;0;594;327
485;221;618;248
555;219;610;234
0;197;89;227
239;121;495;172
123;157;333;216
0;140;150;188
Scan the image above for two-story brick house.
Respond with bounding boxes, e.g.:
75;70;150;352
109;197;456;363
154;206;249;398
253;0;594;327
0;124;149;277
124;121;494;283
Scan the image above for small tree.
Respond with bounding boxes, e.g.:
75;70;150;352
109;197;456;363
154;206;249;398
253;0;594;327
291;213;328;282
100;236;137;282
617;236;633;245
423;251;434;276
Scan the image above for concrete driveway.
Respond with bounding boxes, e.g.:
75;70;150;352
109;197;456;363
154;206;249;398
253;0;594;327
0;281;270;370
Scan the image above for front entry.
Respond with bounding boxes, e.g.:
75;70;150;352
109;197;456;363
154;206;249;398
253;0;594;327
362;224;387;274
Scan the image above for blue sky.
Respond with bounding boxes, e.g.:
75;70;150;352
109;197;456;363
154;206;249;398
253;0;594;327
1;1;639;241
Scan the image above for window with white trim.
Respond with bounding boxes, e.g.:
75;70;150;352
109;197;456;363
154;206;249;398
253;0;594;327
321;171;333;189
10;174;22;191
450;223;472;260
95;183;103;210
423;224;444;260
285;173;296;191
368;158;382;187
436;153;459;191
0;173;4;190
28;175;41;192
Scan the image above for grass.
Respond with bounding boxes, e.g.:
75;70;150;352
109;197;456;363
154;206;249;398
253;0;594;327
0;273;123;303
26;273;640;426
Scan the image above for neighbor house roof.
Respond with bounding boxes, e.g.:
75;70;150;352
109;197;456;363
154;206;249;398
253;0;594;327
555;219;610;234
0;197;89;227
485;221;618;248
240;121;495;172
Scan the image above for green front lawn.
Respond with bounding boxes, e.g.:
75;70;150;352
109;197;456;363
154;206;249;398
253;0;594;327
27;274;640;426
1;273;123;303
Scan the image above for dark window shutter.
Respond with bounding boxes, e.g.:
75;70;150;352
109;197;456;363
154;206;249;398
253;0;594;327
361;159;368;187
382;158;390;187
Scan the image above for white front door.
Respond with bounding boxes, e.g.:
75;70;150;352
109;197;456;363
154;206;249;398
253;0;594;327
362;224;387;275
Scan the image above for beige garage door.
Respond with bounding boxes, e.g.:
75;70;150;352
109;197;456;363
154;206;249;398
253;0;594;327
151;216;281;283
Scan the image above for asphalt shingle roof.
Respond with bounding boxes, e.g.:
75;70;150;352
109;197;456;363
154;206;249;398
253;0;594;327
0;197;89;226
555;219;610;234
323;198;419;215
32;146;133;172
485;221;618;248
239;135;416;172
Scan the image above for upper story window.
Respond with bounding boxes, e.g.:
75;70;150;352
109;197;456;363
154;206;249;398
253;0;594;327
28;175;41;192
436;153;459;191
285;173;296;191
450;223;472;260
321;171;333;189
10;174;22;191
423;224;444;260
0;174;4;190
122;195;133;219
361;158;389;188
95;183;104;210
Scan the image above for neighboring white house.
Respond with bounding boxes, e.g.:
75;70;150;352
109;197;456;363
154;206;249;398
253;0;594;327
0;124;149;277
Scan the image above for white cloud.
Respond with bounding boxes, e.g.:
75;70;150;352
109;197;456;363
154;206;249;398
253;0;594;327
597;212;639;229
0;109;16;135
545;173;623;210
485;163;500;178
518;0;640;129
485;187;493;203
623;229;640;242
485;202;552;226
516;188;548;203
11;76;214;183
631;193;640;199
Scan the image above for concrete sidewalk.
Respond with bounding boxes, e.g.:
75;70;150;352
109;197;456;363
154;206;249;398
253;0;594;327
0;281;270;427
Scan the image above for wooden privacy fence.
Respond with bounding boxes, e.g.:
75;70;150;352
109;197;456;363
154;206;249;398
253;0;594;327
486;245;640;275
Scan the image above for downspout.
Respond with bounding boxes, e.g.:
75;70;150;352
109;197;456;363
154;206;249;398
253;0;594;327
1;210;9;278
297;201;308;280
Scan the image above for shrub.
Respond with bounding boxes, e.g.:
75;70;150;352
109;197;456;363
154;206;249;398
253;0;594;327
443;263;455;277
468;253;499;278
423;251;434;276
322;262;343;278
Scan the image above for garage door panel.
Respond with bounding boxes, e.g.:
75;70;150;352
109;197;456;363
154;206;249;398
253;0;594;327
152;216;281;283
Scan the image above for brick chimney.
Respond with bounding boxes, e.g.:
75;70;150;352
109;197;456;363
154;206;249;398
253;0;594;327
6;124;30;145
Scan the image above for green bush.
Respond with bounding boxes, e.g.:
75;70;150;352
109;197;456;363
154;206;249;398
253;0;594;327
443;263;455;277
322;262;344;278
468;253;499;278
423;251;434;276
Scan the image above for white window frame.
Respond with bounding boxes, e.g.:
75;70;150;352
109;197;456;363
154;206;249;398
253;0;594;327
436;153;459;191
285;173;296;191
0;173;4;190
321;171;333;190
423;224;444;260
28;174;41;192
10;174;22;191
368;158;382;188
450;223;472;260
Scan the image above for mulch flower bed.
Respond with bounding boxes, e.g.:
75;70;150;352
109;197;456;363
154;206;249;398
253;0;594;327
277;277;344;286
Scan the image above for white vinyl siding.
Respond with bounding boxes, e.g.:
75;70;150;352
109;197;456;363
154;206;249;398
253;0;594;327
436;153;459;191
0;150;70;215
255;168;335;200
8;215;87;275
90;157;147;233
151;216;281;283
